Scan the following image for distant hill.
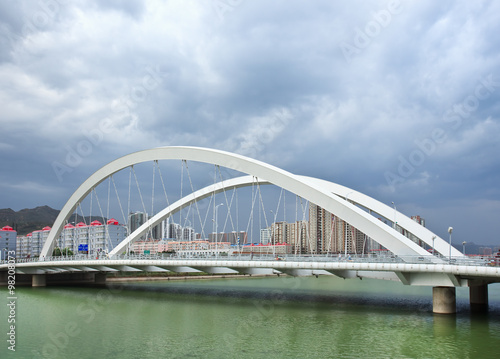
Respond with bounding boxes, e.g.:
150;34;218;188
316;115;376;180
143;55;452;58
0;206;107;235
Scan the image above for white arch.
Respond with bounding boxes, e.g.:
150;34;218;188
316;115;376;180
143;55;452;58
114;174;461;258
298;176;462;257
109;175;269;257
41;146;443;259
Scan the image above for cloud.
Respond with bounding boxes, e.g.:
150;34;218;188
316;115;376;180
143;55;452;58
0;0;499;244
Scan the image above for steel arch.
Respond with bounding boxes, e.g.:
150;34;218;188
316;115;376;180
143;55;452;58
41;146;454;259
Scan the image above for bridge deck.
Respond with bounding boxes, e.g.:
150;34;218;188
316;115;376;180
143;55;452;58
3;256;500;287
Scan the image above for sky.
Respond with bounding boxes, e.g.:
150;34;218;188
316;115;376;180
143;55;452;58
0;0;499;246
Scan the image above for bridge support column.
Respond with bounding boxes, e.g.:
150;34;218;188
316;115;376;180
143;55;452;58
95;273;107;286
433;287;456;314
469;284;488;313
32;274;46;287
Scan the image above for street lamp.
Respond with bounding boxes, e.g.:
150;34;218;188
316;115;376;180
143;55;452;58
215;203;224;234
270;210;277;256
462;241;467;255
432;235;436;256
448;226;453;261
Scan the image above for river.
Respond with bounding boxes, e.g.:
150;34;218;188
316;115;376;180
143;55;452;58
1;275;500;358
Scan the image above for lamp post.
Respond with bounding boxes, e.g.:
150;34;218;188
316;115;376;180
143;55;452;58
432;235;436;256
448;226;453;262
462;241;467;255
270;210;277;257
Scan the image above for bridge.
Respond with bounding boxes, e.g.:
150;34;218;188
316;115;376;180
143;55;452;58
1;146;499;314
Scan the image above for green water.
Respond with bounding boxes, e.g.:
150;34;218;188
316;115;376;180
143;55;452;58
1;276;500;359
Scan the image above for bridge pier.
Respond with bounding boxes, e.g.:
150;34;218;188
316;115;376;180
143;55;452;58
469;284;488;313
432;287;456;314
32;274;47;287
95;272;107;286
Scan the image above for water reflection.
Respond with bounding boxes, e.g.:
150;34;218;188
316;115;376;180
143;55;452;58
1;277;499;359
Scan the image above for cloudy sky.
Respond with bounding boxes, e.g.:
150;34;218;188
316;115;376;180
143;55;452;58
0;0;499;245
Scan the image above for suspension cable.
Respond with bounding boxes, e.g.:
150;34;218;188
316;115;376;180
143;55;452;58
180;160;184;227
217;165;236;234
245;177;258;243
127;166;132;231
132;166;149;241
111;175;127;225
151;160;156;228
106;177;111;223
185;160;208;240
93;187;112;252
89;187;93;224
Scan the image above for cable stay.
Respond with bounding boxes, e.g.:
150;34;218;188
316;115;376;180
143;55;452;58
132;165;150;239
111;175;127;226
156;160;172;229
185;160;209;242
217;165;236;236
245;177;258;244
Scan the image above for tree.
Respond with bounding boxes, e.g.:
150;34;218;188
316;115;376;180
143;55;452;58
52;247;74;256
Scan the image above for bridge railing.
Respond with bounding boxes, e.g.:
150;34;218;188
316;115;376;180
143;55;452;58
3;253;496;267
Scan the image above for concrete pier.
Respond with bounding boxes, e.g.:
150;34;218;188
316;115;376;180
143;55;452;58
433;286;456;314
95;272;107;286
470;284;488;313
32;274;47;287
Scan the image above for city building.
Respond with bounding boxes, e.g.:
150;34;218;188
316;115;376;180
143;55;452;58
132;239;232;255
260;228;271;245
16;219;127;258
209;231;248;245
270;221;288;244
286;221;308;254
16;235;29;258
30;226;52;258
308;203;369;254
163;220;182;240
1;226;17;260
239;243;292;255
260;221;308;253
409;215;426;247
128;212;147;240
182;227;195;241
479;247;493;256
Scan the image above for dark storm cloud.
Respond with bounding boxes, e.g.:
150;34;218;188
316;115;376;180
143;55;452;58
0;0;499;244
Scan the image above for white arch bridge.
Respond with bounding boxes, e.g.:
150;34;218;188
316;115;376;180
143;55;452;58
1;146;499;314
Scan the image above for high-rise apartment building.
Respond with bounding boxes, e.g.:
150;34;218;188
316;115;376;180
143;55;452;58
209;231;248;244
286;221;308;254
16;219;127;258
270;221;288;244
1;226;17;260
128;212;147;241
308;203;368;254
260;228;271;245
